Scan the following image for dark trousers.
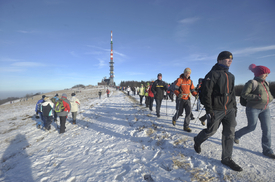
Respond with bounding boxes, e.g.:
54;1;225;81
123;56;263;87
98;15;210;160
145;96;149;107
127;91;130;95
54;111;57;121
173;99;191;128
155;98;163;116
195;108;236;160
168;93;174;101
107;94;109;97
139;95;144;104
59;116;67;133
71;112;77;123
149;97;154;111
44;116;53;130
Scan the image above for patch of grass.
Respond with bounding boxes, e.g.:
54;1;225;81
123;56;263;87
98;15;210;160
146;128;155;136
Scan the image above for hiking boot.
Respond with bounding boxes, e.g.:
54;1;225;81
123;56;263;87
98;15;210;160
194;137;201;153
172;120;176;126
199;118;205;126
234;139;239;144
221;159;243;172
191;116;195;120
264;153;275;159
184;127;192;132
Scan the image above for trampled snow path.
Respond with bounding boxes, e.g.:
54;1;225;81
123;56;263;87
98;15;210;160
0;88;274;181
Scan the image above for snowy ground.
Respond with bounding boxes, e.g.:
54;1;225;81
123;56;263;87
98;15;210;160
0;88;274;182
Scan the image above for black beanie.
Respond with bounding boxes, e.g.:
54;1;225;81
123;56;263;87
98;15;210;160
217;51;233;62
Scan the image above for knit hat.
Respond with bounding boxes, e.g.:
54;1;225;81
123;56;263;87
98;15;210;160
55;93;58;97
249;64;270;77
62;93;67;98
71;93;76;96
42;95;46;99
157;73;162;77
184;68;191;74
217;51;233;61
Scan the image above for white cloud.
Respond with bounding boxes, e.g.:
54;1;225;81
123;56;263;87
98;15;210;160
96;59;107;68
11;62;45;67
234;45;275;55
0;58;20;62
257;54;275;59
178;17;200;24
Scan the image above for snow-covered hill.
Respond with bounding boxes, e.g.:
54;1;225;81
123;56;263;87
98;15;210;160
0;88;274;182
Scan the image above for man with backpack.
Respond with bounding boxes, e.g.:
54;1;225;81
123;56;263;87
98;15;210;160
51;93;59;122
193;51;242;172
151;73;168;117
172;68;197;132
55;93;71;134
35;95;46;128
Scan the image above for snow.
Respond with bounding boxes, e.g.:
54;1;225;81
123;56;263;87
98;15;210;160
0;87;274;182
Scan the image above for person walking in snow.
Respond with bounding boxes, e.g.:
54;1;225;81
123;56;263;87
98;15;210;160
172;68;197;132
98;90;102;99
41;96;54;130
56;93;71;134
139;84;145;105
51;93;59;122
151;73;168;117
35;95;46;128
144;82;150;107
127;86;131;96
193;51;242;172
148;81;155;111
70;93;81;125
106;88;110;97
234;64;275;159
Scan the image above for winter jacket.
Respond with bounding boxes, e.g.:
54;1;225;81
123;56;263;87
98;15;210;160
241;77;274;110
202;63;237;115
127;87;131;92
106;89;110;94
151;79;168;100
148;85;154;98
56;96;71;117
144;85;150;97
70;96;81;112
139;86;145;96
35;99;44;113
41;99;54;116
174;74;197;100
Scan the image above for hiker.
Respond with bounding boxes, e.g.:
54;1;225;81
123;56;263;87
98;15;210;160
151;73;168;117
35;95;46;128
132;87;136;95
234;64;274;159
98;90;102;99
148;81;154;111
136;86;140;95
51;94;59;122
70;93;81;124
167;84;174;102
41;96;54;131
106;88;110;97
139;84;145;105
144;82;150;107
127;86;131;95
172;68;197;132
193;51;242;172
56;93;71;134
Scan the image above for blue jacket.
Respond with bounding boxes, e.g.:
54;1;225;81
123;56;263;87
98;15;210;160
35;99;44;113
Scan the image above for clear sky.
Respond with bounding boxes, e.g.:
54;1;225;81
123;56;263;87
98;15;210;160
0;0;275;98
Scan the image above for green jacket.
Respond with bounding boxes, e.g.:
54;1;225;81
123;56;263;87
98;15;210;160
139;86;145;96
241;77;274;110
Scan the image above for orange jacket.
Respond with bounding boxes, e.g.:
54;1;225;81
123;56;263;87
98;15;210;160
174;74;197;100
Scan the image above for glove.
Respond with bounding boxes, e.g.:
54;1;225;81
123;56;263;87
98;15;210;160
207;112;215;122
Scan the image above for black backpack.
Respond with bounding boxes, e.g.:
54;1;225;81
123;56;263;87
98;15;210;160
240;80;258;106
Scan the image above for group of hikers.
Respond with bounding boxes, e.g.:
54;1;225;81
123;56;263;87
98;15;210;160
124;51;274;172
35;93;80;134
34;51;274;172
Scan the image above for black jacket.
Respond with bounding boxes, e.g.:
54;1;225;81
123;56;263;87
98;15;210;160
151;79;168;100
202;63;237;115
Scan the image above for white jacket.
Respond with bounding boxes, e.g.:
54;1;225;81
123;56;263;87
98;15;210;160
70;96;80;112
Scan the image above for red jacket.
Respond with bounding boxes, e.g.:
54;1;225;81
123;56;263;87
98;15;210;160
106;89;110;94
148;85;154;97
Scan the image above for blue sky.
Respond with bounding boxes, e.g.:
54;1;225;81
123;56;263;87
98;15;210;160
0;0;275;98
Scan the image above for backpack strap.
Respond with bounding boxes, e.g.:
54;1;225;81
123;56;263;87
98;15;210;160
250;79;258;93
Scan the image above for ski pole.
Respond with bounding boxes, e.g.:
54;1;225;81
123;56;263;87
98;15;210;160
195;106;204;123
191;97;198;111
